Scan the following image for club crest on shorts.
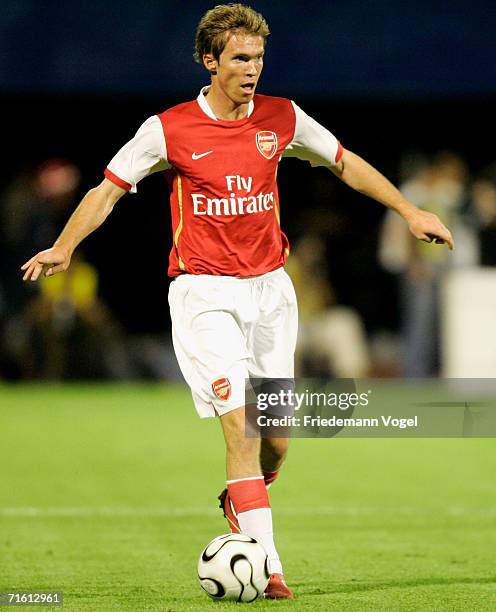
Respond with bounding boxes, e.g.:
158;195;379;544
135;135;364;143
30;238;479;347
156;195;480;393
256;131;278;160
212;377;231;401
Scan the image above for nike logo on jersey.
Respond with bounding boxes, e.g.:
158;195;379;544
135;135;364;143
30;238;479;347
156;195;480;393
192;150;213;160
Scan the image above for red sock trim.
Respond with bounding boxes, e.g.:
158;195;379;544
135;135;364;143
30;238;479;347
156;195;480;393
228;478;270;514
263;470;280;486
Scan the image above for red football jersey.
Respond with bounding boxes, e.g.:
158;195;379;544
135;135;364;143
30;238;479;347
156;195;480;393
105;89;342;277
160;95;294;277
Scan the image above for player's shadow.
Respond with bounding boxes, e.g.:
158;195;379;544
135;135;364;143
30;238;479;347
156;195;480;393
300;575;496;596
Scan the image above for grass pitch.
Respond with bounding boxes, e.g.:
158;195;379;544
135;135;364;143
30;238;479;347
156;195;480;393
1;384;495;611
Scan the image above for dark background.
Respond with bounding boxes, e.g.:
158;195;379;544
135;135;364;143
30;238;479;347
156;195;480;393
2;0;495;336
3;1;495;98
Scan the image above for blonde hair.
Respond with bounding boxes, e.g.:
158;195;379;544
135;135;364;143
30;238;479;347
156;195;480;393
194;3;270;64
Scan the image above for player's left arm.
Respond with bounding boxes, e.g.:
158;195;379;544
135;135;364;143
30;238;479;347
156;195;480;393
331;148;454;249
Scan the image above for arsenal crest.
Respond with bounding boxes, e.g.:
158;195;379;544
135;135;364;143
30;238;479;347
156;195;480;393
256;131;278;160
212;377;231;401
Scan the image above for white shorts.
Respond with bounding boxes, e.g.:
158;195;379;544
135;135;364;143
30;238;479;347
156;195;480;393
168;267;298;418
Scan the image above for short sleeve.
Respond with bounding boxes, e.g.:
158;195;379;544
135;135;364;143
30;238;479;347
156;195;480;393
282;101;343;167
105;115;170;193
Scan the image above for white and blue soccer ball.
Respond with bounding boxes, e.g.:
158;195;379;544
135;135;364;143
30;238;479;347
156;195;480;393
198;533;270;602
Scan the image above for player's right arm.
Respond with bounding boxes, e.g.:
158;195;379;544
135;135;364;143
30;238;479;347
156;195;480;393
22;115;169;282
21;179;126;281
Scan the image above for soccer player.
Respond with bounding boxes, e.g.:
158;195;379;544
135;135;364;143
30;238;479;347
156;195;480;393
21;3;454;599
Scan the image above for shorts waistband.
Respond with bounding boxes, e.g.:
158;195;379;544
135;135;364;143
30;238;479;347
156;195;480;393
172;267;285;284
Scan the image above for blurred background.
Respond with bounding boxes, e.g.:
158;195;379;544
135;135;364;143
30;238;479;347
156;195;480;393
2;0;496;382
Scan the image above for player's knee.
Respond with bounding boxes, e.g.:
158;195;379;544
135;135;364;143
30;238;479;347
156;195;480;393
225;430;259;459
221;406;260;458
220;406;245;436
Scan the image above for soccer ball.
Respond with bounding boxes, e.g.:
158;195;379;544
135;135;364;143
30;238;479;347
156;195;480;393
198;533;270;602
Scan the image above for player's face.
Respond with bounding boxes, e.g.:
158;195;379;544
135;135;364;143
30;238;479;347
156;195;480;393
209;32;264;106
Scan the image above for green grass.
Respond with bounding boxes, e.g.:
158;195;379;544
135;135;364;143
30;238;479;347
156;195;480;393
1;384;495;611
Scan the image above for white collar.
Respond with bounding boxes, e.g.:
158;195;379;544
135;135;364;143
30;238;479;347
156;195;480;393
197;86;254;120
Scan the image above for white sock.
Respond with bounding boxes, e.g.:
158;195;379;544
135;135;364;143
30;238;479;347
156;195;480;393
237;507;283;575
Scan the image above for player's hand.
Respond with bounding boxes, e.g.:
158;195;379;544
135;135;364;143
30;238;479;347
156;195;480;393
21;246;72;282
406;209;454;250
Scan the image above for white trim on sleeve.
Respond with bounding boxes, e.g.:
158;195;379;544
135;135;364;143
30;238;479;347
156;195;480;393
282;101;341;167
106;115;170;194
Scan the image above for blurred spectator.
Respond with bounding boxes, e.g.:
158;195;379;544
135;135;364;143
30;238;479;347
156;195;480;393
0;160;132;379
379;151;469;377
1;159;81;308
286;234;371;378
1;160;82;377
470;163;496;266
